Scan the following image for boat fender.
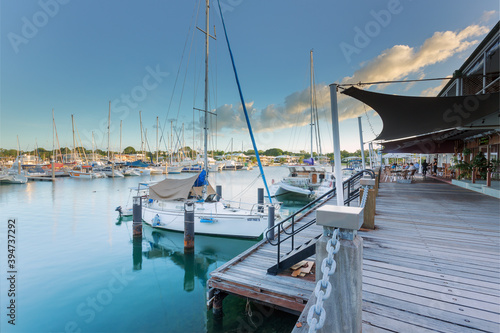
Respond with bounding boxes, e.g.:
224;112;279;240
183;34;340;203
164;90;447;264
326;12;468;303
152;214;161;226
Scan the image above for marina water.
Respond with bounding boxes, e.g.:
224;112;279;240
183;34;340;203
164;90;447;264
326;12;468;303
0;167;300;333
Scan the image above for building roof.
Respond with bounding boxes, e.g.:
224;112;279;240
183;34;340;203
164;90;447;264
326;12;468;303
439;21;499;96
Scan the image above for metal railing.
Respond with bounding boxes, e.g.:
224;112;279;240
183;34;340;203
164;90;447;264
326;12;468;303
265;169;375;272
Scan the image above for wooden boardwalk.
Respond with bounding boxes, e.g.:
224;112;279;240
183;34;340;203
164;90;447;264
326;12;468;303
208;179;500;332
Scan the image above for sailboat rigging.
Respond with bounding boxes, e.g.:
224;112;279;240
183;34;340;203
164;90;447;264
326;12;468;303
141;0;278;238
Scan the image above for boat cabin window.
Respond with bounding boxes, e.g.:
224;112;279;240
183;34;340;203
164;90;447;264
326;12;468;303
205;194;217;202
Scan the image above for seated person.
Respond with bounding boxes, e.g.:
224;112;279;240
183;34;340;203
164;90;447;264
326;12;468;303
408;163;417;171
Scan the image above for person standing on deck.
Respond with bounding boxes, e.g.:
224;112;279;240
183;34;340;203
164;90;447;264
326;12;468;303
432;158;438;176
422;160;429;177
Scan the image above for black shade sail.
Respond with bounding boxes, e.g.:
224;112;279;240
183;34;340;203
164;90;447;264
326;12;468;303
341;87;500;141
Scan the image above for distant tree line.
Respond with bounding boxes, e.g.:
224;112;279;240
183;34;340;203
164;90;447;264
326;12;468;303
0;146;372;162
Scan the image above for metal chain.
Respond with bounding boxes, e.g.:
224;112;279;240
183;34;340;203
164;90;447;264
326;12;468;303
306;228;340;332
360;185;370;208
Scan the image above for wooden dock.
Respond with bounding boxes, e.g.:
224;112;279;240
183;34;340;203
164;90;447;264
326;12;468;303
208;178;500;332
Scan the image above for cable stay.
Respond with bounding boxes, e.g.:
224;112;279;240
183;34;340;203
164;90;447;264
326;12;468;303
216;0;273;203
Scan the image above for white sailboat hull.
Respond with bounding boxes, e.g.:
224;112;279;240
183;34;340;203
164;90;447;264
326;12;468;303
103;170;124;177
142;201;268;239
0;174;27;184
136;168;151;176
270;182;316;200
123;168;141;176
146;167;163;175
69;171;106;179
166;166;183;174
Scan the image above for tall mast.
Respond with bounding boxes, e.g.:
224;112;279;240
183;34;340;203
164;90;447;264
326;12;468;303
170;121;173;164
52;109;55;163
53;111;62;162
107;101;111;161
203;0;209;175
145;129;148;161
310;49;314;159
119;120;122;159
139;111;144;159
16;135;20;175
156;116;159;164
71;114;76;162
92;131;95;162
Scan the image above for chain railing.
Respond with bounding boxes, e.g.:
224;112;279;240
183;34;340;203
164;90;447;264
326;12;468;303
306;228;340;332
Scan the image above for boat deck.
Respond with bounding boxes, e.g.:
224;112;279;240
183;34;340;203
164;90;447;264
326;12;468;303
207;178;500;332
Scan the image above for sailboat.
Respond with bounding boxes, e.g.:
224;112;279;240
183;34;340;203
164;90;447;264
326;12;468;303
68;115;106;179
93;102;124;177
141;0;277;238
269;50;334;201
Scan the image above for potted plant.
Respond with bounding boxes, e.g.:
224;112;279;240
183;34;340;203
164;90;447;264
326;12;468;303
451;148;472;180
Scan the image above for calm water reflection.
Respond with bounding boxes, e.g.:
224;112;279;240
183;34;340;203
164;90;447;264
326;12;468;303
0;167;298;333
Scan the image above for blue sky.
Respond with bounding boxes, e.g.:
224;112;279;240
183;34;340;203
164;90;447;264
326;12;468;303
1;0;498;154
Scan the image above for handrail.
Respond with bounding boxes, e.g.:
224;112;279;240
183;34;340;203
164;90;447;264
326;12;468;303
265;169;375;271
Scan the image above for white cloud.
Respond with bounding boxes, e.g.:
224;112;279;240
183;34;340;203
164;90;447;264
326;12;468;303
216;24;489;133
480;10;498;23
420;81;448;97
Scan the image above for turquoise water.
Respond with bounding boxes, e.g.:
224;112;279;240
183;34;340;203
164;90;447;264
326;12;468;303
0;167;298;333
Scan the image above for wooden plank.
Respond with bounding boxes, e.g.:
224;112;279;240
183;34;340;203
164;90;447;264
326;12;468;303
362;311;443;333
362;301;484;333
363;262;500;297
363;269;500;305
363;283;499;323
208;179;500;332
363;291;500;332
363;260;500;291
363;275;500;314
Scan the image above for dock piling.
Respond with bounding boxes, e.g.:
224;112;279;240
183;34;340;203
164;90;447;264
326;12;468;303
184;201;194;251
51;158;55;180
132;237;142;271
184;251;195;291
258;188;264;213
267;205;275;240
216;185;222;201
360;177;376;229
212;290;227;319
311;205;363;333
132;196;142;238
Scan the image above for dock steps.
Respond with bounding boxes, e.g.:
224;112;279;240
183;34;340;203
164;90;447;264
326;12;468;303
267;232;322;275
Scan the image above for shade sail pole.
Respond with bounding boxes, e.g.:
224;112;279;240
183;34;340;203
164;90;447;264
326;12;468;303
357;117;366;169
330;84;344;206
